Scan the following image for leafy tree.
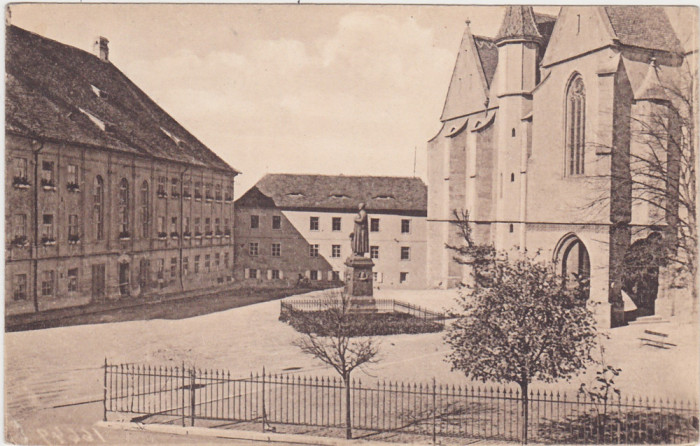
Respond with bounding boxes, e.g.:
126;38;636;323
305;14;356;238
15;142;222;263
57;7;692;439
445;213;598;443
292;290;380;439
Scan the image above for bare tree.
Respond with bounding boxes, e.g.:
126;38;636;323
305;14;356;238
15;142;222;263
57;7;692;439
291;290;380;439
587;64;696;298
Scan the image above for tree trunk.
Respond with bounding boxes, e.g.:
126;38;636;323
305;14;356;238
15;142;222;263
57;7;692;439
345;376;352;439
520;381;529;444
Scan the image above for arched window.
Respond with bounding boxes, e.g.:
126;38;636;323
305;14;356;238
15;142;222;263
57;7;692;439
141;181;150;238
565;75;586;175
118;178;130;237
93;176;104;240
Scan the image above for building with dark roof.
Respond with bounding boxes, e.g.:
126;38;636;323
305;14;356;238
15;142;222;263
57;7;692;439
5;25;240;315
428;6;692;328
235;174;428;289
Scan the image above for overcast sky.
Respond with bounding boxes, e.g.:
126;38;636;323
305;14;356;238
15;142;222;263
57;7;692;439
9;4;691;197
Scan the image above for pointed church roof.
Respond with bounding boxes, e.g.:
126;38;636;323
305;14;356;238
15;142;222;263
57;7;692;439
440;21;492;122
495;6;543;45
604;6;683;54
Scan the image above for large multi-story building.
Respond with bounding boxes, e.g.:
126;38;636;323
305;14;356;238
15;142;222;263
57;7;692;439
5;26;239;315
427;6;693;327
234;174;427;289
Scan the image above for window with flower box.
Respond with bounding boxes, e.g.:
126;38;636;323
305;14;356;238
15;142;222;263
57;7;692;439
67;268;79;292
41;161;55;190
41;215;55;245
13;158;29;188
68;215;80;243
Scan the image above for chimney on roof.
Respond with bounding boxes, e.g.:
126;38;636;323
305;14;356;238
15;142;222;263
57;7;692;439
93;36;109;62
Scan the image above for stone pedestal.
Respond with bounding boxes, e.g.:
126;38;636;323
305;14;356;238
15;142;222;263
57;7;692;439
344;255;376;312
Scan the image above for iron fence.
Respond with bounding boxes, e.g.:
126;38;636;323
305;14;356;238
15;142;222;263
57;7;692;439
280;298;446;321
104;361;698;444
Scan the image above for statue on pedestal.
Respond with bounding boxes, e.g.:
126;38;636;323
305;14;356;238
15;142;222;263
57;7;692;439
345;203;375;303
351;203;369;257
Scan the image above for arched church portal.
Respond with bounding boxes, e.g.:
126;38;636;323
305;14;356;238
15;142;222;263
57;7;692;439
555;234;591;298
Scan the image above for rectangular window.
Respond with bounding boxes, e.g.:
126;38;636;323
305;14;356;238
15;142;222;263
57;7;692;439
332;271;340;281
271;269;280;279
331;244;341;258
250;215;259;229
14;157;28;180
158;216;166;236
183;257;189;275
170;258;177;278
401;246;411;260
272;216;281;229
215;218;221;235
370;218;380;232
214;253;220;269
400;272;408;283
158;176;167;197
67;268;78;292
249;242;259;256
370;245;379;259
183;180;191;198
67;164;78;186
171;178;179;196
68;214;79;239
401;219;410;234
205;255;211;272
14;214;27;238
194;181;202;199
205;218;211;235
332;217;341;231
14;274;27;300
42;214;54;240
224;252;230;268
154;259;163;281
205;183;213;200
310;217;319;231
309;244;319;257
41;271;54;297
184;217;190;235
249;269;258;279
41;161;54;186
194;217;201;236
271;243;281;257
310;270;318;281
194;255;200;273
224;218;231;236
171;217;177;234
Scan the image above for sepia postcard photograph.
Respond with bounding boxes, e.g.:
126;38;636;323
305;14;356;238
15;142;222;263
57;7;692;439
3;3;699;445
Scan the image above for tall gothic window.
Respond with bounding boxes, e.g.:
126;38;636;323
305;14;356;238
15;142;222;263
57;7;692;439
141;181;150;238
119;178;130;236
566;75;586;175
93;176;104;240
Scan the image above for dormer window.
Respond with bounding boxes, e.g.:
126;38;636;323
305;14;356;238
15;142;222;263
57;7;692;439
373;194;394;200
160;127;182;145
79;108;106;131
90;84;108;99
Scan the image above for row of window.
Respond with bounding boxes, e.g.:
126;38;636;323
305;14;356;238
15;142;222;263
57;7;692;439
10;212;234;246
12;158;234;200
249;214;412;233
247;242;411;260
243;269;410;284
12;251;233;301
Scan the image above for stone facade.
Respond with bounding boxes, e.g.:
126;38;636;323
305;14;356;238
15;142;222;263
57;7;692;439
427;6;690;327
5;26;239;315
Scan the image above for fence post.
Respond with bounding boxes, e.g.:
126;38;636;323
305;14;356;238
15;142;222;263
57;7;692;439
432;377;437;445
181;362;186;427
103;358;108;422
190;368;196;427
262;367;266;432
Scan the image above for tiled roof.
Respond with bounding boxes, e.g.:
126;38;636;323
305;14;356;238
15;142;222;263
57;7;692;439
495;6;542;44
604;6;683;54
474;36;498;87
5;25;238;174
236;174;427;215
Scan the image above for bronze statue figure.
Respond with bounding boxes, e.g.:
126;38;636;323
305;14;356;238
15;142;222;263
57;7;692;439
351;203;369;256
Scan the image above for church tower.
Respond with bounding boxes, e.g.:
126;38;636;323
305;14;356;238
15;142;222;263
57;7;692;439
492;6;542;250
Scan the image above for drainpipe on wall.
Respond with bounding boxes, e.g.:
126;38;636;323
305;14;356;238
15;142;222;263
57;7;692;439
32;139;46;313
179;166;189;292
